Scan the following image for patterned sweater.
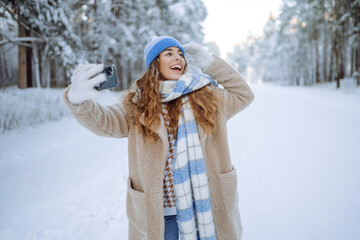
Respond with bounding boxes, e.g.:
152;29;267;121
161;103;177;216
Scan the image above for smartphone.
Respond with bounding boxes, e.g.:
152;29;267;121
96;64;117;90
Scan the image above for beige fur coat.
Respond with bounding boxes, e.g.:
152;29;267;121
63;56;254;240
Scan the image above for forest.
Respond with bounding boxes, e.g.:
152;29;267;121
0;0;207;89
228;0;360;87
0;0;359;89
1;2;360;239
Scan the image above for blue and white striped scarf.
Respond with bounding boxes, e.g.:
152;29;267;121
159;73;218;240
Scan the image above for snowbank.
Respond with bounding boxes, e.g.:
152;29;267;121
0;87;120;133
0;87;69;133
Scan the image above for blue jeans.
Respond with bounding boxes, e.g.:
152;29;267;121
164;215;179;240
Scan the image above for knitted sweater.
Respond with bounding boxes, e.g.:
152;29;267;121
161;103;177;216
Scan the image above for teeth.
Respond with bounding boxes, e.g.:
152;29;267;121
171;65;181;70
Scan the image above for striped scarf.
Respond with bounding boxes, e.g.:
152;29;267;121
159;73;218;240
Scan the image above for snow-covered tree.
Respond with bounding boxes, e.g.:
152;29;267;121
1;0;208;89
65;0;208;89
227;0;360;87
0;6;18;87
1;0;85;88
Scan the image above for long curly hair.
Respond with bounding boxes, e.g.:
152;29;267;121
125;58;218;141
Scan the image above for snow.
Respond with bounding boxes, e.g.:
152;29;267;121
232;84;360;240
1;84;360;240
0;117;128;239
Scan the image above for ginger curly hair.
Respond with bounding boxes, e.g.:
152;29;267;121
125;58;218;140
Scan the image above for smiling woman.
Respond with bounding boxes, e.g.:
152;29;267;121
63;35;254;239
158;47;186;80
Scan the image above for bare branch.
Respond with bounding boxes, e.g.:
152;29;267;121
0;31;44;47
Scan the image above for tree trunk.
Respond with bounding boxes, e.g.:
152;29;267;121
335;43;340;88
32;43;41;88
331;0;341;88
350;47;354;75
315;40;320;84
356;48;360;86
321;0;328;82
333;17;340;87
0;34;9;86
339;29;345;80
329;40;334;82
335;43;341;88
26;45;33;87
41;50;51;88
323;29;328;82
18;23;28;89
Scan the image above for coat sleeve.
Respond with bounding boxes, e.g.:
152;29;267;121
203;55;254;120
63;87;131;138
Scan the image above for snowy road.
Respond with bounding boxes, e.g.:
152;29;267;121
1;84;359;240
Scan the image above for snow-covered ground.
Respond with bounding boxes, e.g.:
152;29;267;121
0;84;359;240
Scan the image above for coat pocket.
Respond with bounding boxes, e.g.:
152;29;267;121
126;177;148;237
219;166;239;216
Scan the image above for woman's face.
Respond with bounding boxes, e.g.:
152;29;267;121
158;47;186;80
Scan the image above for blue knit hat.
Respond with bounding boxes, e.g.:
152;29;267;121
144;36;185;69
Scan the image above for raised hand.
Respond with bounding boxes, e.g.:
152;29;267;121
67;64;106;104
183;43;214;71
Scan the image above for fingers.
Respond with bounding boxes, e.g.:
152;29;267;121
72;64;86;79
83;64;104;80
72;64;103;81
183;43;213;70
89;73;106;86
73;64;84;73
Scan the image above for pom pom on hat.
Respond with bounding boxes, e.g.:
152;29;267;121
144;36;185;69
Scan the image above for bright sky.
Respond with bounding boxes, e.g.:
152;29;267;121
203;0;283;57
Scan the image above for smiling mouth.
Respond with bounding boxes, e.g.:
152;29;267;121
170;65;182;71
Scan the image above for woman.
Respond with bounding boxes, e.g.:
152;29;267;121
64;36;254;240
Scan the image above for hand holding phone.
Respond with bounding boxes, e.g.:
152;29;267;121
95;64;118;90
